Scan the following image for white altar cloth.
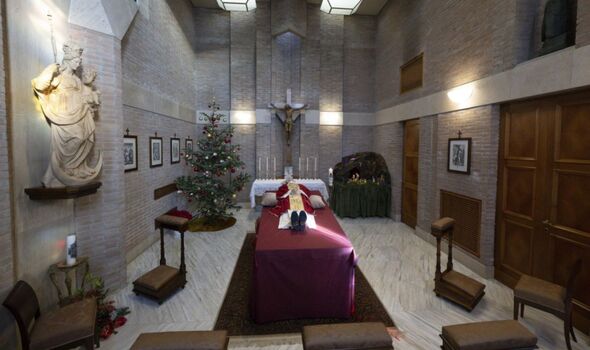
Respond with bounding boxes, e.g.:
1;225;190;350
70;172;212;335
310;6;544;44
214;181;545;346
250;179;329;208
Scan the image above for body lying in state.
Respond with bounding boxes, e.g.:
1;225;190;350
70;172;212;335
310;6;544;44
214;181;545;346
270;181;317;230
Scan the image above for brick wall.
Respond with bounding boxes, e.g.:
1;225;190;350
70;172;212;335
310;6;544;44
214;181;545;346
122;0;198;260
194;8;230;110
320;12;343;112
343;16;375;113
375;0;544;110
231;12;256;111
0;2;14;298
578;0;590;46
69;24;127;290
417;116;436;231
432;106;500;267
373;122;403;220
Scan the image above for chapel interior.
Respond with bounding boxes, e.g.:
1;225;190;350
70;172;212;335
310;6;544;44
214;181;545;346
1;0;590;349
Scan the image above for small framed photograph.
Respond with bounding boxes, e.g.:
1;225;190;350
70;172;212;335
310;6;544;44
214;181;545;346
448;138;472;174
170;138;181;164
124;135;138;172
149;136;163;168
185;138;193;162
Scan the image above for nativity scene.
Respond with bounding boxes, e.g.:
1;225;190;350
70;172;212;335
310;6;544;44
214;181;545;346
0;0;589;350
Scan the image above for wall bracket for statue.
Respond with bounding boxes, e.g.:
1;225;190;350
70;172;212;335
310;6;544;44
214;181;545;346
26;42;103;197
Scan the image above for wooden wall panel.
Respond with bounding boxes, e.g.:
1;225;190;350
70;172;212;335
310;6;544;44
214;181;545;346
440;190;481;257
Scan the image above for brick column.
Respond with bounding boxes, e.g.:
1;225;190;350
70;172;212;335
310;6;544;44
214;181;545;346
70;25;126;290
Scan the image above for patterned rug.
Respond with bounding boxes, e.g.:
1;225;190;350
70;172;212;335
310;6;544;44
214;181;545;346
214;233;395;336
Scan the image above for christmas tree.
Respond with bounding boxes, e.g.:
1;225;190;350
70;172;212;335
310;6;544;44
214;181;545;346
176;99;250;224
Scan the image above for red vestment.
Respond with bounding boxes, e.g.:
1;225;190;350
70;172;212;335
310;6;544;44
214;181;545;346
269;183;315;217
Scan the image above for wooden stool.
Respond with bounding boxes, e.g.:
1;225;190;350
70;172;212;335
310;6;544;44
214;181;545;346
131;330;228;350
440;320;538;349
133;212;189;304
302;322;393;350
432;217;485;311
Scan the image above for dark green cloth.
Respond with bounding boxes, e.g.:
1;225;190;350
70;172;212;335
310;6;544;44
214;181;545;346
330;182;391;218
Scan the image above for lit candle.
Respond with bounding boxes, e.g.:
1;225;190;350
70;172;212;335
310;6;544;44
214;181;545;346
273;157;276;179
266;157;269;179
329;167;334;187
66;234;77;265
258;157;261;179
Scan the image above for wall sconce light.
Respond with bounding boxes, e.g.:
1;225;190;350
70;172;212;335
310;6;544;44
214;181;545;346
216;0;256;12
320;0;363;15
447;85;474;104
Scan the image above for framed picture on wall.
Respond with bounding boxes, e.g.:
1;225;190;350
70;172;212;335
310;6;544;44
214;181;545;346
171;137;181;164
123;135;138;172
149;136;163;168
447;138;471;174
185;138;193;162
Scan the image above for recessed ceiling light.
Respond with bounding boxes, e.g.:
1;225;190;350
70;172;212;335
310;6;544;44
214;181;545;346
216;0;256;12
320;0;363;15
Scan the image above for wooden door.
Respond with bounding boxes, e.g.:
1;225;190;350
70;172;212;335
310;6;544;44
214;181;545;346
496;91;590;333
546;93;590;331
402;119;419;228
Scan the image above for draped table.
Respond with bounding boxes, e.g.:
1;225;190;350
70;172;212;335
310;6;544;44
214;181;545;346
252;196;356;323
249;179;329;208
330;182;391;218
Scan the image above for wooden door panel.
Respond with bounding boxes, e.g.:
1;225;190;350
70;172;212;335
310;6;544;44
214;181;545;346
506;107;538;160
553;171;590;234
504;166;536;219
403;156;419;184
550;237;590;326
556;103;590;162
402;119;419;228
500;219;534;276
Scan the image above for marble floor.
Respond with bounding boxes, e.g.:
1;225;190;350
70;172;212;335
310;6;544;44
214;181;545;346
102;209;590;349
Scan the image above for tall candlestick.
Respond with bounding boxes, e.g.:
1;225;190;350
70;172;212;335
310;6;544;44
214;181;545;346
273;157;276;179
306;157;309;179
258;157;261;179
266;157;269;179
314;157;317;179
299;157;302;178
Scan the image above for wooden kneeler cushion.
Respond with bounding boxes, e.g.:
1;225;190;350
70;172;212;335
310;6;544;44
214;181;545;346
133;212;189;304
131;330;229;350
302;322;393;350
440;320;538;350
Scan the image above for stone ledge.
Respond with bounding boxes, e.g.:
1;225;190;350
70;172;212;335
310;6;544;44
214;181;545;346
24;182;102;200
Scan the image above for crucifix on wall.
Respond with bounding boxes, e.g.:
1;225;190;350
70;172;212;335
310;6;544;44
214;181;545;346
270;89;308;166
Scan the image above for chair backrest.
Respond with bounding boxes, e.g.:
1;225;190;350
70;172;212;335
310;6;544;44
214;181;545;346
565;259;583;303
0;305;21;350
2;280;40;349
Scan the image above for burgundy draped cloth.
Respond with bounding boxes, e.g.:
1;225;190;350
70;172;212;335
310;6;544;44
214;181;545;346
251;193;356;323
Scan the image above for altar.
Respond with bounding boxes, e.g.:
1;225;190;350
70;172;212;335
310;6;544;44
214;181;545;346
249;179;329;208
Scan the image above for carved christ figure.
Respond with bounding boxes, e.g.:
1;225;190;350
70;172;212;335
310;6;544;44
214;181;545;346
32;42;103;187
271;100;308;146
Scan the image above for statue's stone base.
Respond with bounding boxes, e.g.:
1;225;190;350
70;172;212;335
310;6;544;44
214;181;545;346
25;182;102;200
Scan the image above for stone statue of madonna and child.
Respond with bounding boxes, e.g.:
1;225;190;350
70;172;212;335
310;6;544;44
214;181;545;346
32;42;103;188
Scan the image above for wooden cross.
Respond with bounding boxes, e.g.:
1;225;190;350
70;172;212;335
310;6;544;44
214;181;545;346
457;130;463;139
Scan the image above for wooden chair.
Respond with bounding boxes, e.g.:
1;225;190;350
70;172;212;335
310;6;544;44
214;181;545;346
431;217;485;311
513;259;582;350
3;280;97;350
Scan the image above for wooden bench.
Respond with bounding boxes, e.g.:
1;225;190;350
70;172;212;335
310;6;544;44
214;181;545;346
440;320;538;350
302;322;393;350
131;330;228;350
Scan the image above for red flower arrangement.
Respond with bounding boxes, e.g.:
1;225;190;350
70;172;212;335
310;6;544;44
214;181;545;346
73;273;131;340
